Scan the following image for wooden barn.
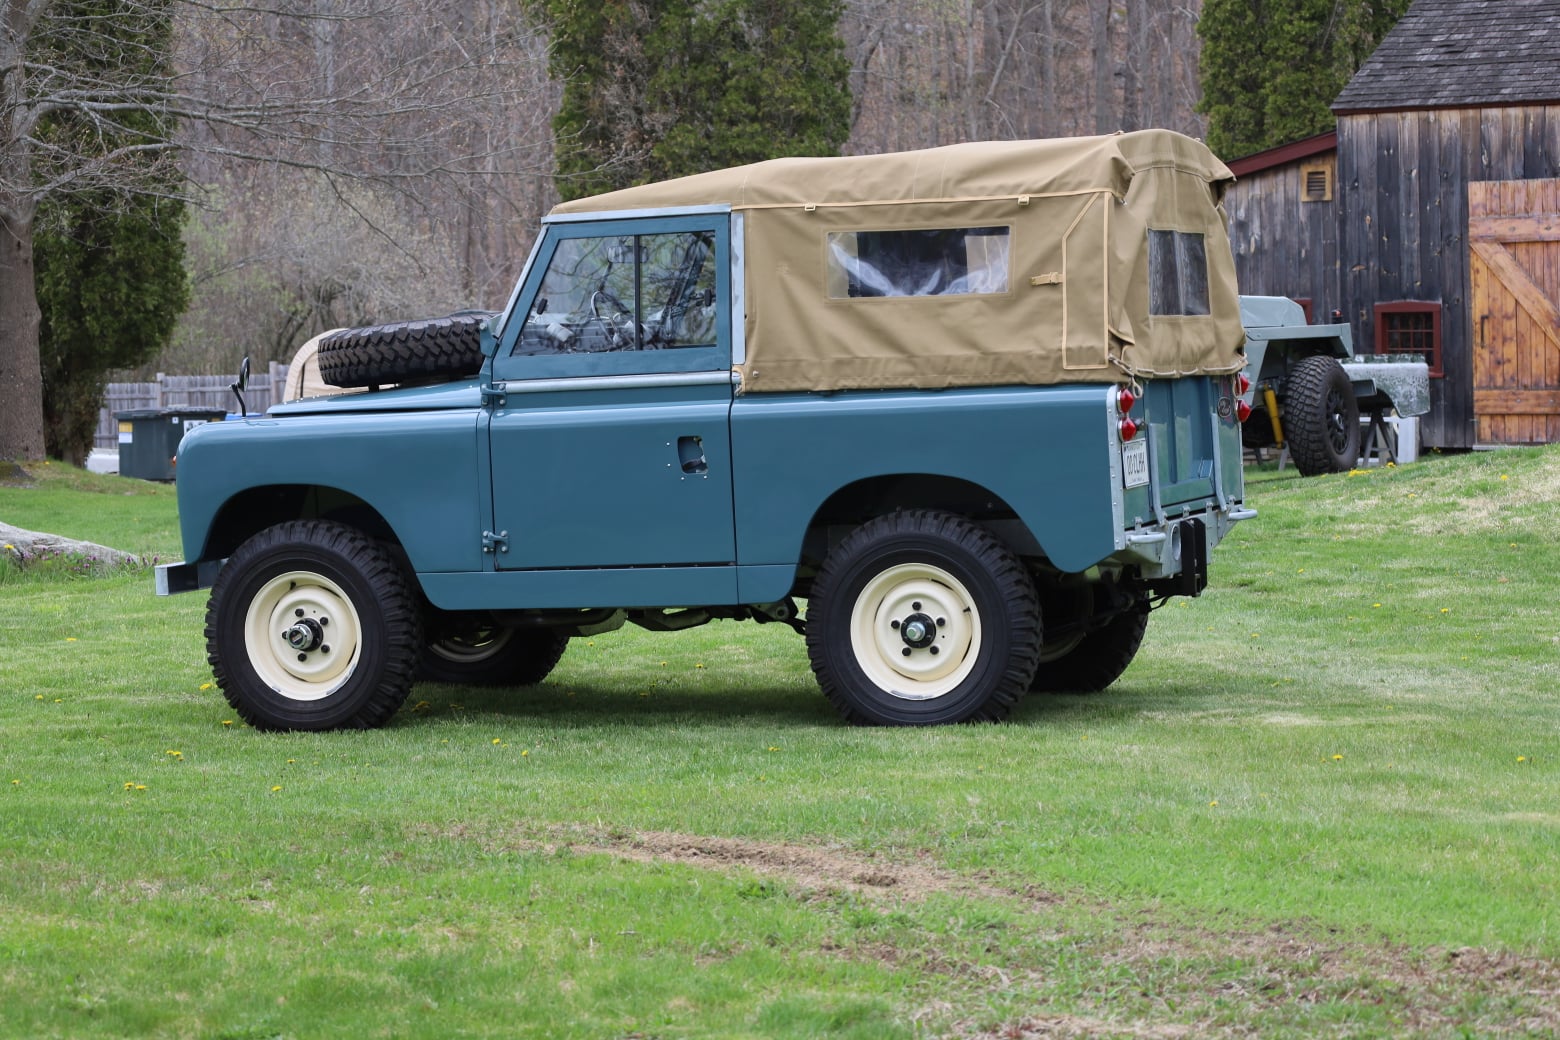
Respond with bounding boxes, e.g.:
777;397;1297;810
1224;0;1560;449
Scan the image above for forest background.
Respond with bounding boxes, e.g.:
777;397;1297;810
2;0;1409;463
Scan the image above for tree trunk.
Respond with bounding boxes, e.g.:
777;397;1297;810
0;206;46;462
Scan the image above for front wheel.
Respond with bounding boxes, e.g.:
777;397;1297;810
419;617;570;686
806;510;1041;725
205;521;422;731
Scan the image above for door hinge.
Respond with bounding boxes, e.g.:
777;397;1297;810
481;530;509;554
481;385;507;407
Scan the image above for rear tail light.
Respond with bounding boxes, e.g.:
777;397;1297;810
1115;386;1137;414
1236;400;1253;423
1236;373;1252;396
1119;417;1139;442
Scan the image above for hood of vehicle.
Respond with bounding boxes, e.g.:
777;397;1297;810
268;378;484;416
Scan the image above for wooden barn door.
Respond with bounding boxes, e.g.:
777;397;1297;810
1469;179;1560;444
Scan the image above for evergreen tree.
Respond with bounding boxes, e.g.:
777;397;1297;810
31;0;187;466
1197;0;1410;160
536;0;852;200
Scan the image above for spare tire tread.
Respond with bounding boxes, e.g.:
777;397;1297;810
316;311;496;388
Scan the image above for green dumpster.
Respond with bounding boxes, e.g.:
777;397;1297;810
115;408;226;481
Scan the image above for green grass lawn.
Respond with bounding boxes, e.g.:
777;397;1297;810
2;451;1558;1038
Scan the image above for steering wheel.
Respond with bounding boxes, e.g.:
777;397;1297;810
590;289;635;348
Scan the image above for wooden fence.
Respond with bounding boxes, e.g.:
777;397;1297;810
96;362;291;450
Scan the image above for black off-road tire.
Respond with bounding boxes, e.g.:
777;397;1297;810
805;510;1041;726
1285;355;1360;476
418;619;570;686
316;311;495;388
1030;603;1149;693
205;520;422;731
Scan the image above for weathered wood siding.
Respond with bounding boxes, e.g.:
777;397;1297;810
1338;104;1560;448
1224;158;1343;317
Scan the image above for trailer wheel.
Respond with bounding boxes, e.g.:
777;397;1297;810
806;510;1041;725
1030;603;1149;693
419;618;570;686
205;521;421;731
1286;355;1360;476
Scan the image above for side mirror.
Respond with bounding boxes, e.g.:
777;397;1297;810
230;356;251;417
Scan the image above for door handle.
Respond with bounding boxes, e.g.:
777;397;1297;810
677;436;708;475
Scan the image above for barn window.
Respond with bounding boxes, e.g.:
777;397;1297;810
1300;160;1334;203
1373;301;1443;377
1148;230;1210;316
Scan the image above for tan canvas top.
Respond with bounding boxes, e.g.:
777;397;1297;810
551;130;1246;392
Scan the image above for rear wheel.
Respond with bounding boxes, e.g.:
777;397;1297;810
806;510;1040;725
1030;603;1149;693
1286;355;1360;476
419;618;570;686
205;521;421;730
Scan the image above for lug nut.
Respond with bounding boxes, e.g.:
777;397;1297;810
912;601;922;611
321;645;330;654
929;645;940;655
890;620;900;630
297;653;307;662
902;647;912;657
295;608;305;618
936;618;946;627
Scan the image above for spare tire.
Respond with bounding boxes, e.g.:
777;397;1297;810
316;311;496;388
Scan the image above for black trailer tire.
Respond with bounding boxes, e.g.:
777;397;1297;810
806;510;1041;725
419;619;570;686
1030;603;1149;693
1286;355;1360;476
316;311;495;388
205;521;422;731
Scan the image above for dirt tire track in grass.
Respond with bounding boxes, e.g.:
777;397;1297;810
582;828;1035;904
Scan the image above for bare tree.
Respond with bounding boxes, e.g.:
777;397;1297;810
1;0;551;460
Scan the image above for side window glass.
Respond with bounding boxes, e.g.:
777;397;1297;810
1148;230;1210;316
826;227;1010;298
514;230;718;355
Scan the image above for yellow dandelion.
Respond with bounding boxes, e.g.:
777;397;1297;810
1209;800;1219;807
767;745;780;752
124;782;135;790
1372;603;1382;609
65;637;76;643
200;682;214;691
660;661;668;667
35;694;43;701
10;779;18;786
521;749;529;757
1501;474;1509;481
271;785;282;792
695;663;705;669
134;785;146;791
221;719;233;727
491;738;503;745
1332;754;1344;761
1517;756;1528;763
286;759;295;765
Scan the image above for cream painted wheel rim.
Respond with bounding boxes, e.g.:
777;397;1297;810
242;570;363;700
428;627;514;665
849;563;981;701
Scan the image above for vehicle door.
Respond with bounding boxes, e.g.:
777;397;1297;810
485;214;737;595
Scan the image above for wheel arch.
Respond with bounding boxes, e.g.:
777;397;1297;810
793;474;1036;593
201;485;405;565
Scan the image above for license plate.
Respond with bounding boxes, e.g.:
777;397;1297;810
1121;439;1150;489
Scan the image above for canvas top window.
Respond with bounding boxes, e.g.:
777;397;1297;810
827;227;1011;299
1148;230;1210;317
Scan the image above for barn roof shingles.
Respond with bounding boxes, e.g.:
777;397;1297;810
1332;0;1560;112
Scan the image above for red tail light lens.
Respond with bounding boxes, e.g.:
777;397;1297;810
1236;373;1252;396
1236;400;1253;423
1116;386;1137;414
1119;417;1139;442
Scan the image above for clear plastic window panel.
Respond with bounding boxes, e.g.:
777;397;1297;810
1148;230;1210;317
517;231;716;354
827;227;1010;299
